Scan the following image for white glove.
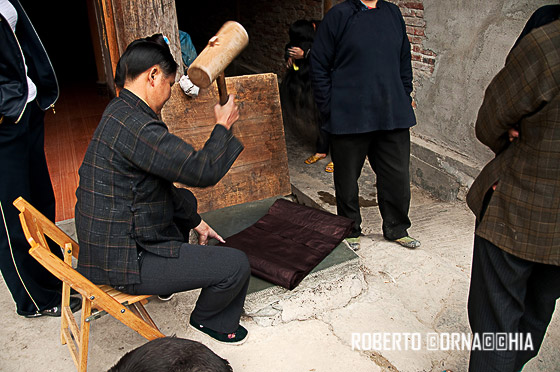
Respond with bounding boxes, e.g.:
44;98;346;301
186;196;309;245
179;75;200;97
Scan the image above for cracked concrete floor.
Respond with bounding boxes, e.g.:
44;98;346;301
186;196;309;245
0;130;558;372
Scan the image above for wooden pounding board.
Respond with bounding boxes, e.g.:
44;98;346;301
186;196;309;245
161;73;291;213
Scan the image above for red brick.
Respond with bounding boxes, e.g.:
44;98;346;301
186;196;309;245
421;49;436;57
422;56;436;65
402;1;424;10
414;27;425;36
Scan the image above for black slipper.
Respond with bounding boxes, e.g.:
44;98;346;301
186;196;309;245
189;317;248;345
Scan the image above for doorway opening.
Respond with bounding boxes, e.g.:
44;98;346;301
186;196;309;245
21;0;110;222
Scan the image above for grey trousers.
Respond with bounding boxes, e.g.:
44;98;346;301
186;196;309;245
119;244;250;334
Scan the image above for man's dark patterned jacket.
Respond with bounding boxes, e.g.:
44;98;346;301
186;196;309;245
75;89;243;285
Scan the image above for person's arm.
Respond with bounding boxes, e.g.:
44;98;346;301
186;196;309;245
310;14;338;119
475;24;559;154
124;97;243;188
396;7;413;99
194;219;225;245
171;187;201;230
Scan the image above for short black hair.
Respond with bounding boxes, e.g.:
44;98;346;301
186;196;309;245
114;33;178;88
107;337;233;372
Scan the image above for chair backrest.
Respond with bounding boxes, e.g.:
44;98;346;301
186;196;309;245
14;196;79;259
13;197;102;299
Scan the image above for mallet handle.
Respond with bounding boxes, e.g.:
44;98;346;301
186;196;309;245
217;73;228;106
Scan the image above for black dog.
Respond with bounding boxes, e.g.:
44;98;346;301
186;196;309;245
108;337;233;372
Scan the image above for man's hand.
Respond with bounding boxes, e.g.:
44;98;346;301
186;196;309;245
288;47;305;60
286;57;294;68
194;219;225;245
214;95;240;130
508;127;519;142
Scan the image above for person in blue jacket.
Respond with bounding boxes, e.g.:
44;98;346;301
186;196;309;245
0;0;80;317
310;0;419;251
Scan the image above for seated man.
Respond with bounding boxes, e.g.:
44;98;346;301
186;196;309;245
75;34;249;345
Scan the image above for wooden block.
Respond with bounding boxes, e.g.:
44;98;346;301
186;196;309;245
161;73;291;213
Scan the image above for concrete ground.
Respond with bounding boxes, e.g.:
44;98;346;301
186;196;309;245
0;130;558;372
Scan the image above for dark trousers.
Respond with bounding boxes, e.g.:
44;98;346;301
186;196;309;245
316;127;329;155
468;235;560;371
330;128;411;240
0;101;63;316
120;244;250;334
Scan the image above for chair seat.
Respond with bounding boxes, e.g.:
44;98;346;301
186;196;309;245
98;285;151;305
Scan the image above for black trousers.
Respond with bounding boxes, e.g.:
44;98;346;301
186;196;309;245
330;128;411;240
0;101;63;316
316;127;329;155
120;244;251;334
468;235;560;371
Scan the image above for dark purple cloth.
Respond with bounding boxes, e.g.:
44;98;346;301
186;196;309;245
218;199;354;290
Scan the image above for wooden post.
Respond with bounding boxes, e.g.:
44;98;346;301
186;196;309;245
86;0;105;86
110;0;182;80
98;0;119;80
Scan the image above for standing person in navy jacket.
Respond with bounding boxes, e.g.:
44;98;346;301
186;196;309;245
0;0;79;317
310;0;419;251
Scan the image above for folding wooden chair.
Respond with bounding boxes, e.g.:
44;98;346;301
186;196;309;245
13;197;164;372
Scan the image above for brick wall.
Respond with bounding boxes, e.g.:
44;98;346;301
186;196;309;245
393;0;436;79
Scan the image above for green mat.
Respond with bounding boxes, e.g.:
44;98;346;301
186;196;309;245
201;196;359;294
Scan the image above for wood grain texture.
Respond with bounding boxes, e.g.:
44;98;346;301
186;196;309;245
111;0;182;79
162;73;291;213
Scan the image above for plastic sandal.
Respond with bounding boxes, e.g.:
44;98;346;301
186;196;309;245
394;236;421;249
325;161;334;173
305;154;327;164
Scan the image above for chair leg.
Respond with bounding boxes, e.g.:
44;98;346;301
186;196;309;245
131;302;160;331
60;283;73;345
78;299;93;372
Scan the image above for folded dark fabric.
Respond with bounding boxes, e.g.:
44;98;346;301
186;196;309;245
218;199;354;289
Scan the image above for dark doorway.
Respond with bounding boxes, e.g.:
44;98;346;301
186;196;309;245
175;1;238;54
20;0;98;85
19;0;109;222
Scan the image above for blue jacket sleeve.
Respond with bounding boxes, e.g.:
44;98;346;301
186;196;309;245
310;14;338;119
396;7;414;98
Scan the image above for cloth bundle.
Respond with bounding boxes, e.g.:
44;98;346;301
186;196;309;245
218;199;353;290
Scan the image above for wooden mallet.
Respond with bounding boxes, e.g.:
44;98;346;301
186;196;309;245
187;21;249;105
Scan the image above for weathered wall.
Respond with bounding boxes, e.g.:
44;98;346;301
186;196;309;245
411;0;553;200
236;0;324;74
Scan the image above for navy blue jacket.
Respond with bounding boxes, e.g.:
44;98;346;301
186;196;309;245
310;0;416;134
0;0;58;123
